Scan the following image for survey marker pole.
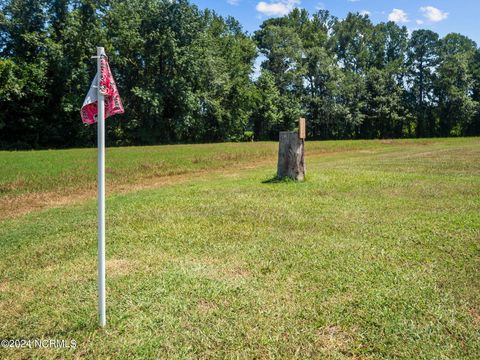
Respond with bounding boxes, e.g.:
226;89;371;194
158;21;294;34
97;46;106;328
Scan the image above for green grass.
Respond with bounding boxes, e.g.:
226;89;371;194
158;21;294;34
0;138;479;359
0;139;453;198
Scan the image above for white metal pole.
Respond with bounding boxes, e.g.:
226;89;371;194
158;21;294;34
97;46;106;328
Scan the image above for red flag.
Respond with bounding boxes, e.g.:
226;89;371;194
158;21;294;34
81;54;124;125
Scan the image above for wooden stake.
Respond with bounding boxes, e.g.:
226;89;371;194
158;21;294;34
299;117;306;139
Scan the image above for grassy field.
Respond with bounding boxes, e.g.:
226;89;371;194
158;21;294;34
0;138;479;359
0;141;384;218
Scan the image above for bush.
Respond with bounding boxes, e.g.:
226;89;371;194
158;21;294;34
243;131;254;142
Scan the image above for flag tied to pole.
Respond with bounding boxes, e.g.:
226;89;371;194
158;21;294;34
81;54;124;124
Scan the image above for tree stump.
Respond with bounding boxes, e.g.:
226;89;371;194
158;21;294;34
277;131;305;181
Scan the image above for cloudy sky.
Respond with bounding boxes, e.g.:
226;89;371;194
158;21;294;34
191;0;480;44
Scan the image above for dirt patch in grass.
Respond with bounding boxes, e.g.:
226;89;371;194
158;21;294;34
316;325;356;354
0;189;95;220
197;300;218;313
469;307;480;328
205;266;252;282
0;179;28;194
0;170;212;220
179;256;252;284
0;282;35;318
106;259;140;277
0;281;9;292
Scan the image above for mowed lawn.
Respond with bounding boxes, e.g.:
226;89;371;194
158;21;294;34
0;138;479;359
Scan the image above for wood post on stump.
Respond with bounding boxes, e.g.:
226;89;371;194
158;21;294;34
277;118;306;181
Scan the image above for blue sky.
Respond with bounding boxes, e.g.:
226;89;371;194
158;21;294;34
191;0;480;44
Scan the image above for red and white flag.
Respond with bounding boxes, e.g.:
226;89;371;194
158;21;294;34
80;54;124;124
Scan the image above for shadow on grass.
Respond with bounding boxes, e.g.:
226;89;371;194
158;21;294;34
262;176;302;184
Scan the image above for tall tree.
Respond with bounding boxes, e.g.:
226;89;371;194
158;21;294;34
252;70;282;140
0;0;49;148
468;49;480;135
434;33;477;136
331;12;373;74
407;30;440;137
361;67;409;138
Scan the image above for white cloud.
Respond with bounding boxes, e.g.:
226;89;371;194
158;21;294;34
360;10;370;16
388;8;408;23
416;19;424;25
256;0;300;16
227;0;240;5
420;6;448;22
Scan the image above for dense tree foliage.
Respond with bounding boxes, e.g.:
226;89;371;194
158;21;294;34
0;0;256;148
254;9;479;140
0;1;479;149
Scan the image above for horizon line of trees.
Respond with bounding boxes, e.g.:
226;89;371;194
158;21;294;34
1;0;480;150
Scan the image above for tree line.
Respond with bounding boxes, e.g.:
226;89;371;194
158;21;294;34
1;0;479;149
